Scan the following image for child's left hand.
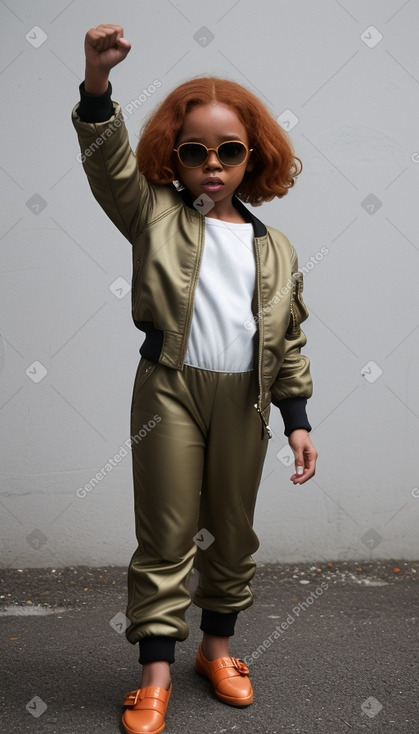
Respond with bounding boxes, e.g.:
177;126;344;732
288;429;318;485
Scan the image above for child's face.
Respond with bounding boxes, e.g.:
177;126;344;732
174;102;252;212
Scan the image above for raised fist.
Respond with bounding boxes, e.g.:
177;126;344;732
84;24;131;73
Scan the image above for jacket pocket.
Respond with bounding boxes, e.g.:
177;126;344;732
286;271;309;340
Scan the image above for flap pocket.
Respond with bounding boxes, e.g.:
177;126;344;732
286;271;309;340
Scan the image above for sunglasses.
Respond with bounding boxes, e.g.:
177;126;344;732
173;140;253;168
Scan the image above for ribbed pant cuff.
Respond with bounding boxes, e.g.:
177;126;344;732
138;636;177;664
199;609;239;637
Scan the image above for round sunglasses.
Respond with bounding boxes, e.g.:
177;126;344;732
173;140;253;168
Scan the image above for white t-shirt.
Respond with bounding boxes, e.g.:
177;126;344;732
184;217;257;372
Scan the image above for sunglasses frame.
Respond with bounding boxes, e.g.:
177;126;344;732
173;140;253;168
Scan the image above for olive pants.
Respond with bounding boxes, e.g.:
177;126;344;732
125;357;270;658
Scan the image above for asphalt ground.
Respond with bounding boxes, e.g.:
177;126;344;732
1;561;418;734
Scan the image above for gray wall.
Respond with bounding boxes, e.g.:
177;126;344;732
1;0;418;568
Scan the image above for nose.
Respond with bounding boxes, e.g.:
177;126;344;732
204;150;222;170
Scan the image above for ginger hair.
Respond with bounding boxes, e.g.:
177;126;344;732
135;76;302;206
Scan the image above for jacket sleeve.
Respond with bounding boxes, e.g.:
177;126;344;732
271;247;313;436
71;82;153;243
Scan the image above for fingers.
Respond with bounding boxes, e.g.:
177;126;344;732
84;23;131;73
290;451;316;484
290;447;304;481
86;24;130;52
288;438;318;485
90;23;125;38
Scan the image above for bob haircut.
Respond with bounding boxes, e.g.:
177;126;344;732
135;76;302;206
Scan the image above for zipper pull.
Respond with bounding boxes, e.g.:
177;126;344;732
264;423;273;439
254;403;273;439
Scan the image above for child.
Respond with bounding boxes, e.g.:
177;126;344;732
72;24;318;734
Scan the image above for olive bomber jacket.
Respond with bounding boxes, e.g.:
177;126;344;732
71;82;313;440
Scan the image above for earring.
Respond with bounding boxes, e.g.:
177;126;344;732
172;179;185;191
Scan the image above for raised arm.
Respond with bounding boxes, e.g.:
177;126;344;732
84;24;131;94
72;25;153;242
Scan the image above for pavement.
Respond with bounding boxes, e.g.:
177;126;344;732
1;561;418;734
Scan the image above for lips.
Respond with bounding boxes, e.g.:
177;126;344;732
202;178;224;186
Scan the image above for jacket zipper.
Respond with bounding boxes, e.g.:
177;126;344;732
254;238;273;440
254;403;273;439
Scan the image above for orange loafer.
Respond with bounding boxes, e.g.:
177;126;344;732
121;683;172;734
194;644;253;707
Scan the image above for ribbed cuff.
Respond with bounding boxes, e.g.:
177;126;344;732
138;636;177;665
77;81;114;123
200;609;239;637
277;397;312;437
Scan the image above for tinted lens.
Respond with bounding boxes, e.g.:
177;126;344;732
218;141;247;166
178;143;207;167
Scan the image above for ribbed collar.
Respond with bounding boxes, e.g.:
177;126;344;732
177;186;267;238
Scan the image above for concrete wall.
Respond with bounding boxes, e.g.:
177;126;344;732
1;0;418;568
